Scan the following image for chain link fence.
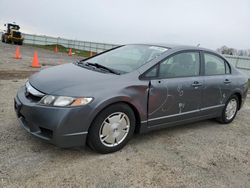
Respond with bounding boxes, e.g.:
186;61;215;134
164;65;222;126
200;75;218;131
224;55;250;78
1;31;250;77
21;33;119;53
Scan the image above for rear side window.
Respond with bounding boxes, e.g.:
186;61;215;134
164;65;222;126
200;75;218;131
158;52;200;78
204;53;230;75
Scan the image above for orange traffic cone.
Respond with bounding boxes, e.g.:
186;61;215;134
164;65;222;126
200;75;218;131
54;45;58;53
14;46;21;59
31;51;41;68
68;48;72;56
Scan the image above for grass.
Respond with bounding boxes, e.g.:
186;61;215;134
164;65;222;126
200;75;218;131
28;44;93;58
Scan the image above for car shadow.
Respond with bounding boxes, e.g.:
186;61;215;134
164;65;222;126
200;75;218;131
131;118;223;144
24;118;223;156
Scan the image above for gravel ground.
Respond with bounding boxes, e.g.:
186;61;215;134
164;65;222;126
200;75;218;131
0;42;250;188
0;42;81;79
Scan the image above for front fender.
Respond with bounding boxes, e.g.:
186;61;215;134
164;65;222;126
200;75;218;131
80;80;149;132
88;95;147;128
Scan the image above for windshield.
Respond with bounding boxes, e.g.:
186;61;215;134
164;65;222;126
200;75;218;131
84;45;168;73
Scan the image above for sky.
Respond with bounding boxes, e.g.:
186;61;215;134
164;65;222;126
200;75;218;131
0;0;250;49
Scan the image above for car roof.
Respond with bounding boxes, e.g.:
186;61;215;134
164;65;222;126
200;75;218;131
132;43;216;53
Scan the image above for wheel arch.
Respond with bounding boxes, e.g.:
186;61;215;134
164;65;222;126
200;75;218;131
233;92;242;110
88;97;143;133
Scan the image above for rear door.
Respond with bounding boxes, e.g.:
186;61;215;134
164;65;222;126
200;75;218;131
201;52;232;115
145;51;203;127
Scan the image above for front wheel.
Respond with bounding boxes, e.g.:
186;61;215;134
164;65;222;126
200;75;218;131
87;103;136;154
218;95;239;124
5;38;10;43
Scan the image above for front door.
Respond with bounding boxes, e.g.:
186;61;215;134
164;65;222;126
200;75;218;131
147;51;203;127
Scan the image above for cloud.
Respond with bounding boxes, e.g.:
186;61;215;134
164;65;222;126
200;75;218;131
0;0;249;49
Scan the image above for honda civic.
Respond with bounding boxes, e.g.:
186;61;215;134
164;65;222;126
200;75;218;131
14;44;248;153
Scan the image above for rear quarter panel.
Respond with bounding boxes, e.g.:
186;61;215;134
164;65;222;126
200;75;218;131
230;70;248;108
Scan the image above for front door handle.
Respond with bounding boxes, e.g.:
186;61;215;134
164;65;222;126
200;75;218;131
192;81;202;87
224;79;231;84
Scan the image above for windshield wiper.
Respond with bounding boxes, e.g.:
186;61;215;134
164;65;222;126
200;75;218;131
85;62;120;75
76;60;86;66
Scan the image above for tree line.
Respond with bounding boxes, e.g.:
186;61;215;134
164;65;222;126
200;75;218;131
216;46;250;56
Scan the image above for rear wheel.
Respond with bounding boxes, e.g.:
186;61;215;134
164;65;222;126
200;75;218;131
218;95;239;124
87;103;136;154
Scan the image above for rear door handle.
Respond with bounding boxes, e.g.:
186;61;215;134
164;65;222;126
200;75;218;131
192;81;202;87
224;79;231;84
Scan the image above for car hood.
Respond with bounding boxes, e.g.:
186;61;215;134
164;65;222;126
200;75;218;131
29;63;119;96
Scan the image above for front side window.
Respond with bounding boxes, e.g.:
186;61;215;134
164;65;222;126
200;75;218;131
158;52;200;78
144;66;158;78
204;53;228;75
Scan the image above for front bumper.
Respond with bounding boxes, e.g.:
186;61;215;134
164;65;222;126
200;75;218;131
14;86;92;148
8;36;24;42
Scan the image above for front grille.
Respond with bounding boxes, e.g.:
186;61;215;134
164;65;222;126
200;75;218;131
25;82;45;102
25;91;42;102
12;31;21;38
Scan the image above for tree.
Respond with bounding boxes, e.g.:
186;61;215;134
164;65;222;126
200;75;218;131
217;46;250;56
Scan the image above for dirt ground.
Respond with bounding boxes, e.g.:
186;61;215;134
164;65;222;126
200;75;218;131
0;42;81;79
0;42;250;188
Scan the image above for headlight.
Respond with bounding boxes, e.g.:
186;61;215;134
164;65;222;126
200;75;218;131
53;96;74;106
40;95;93;107
42;95;55;105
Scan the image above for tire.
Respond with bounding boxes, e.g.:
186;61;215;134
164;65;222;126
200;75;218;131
5;38;10;44
87;103;136;154
218;95;239;124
